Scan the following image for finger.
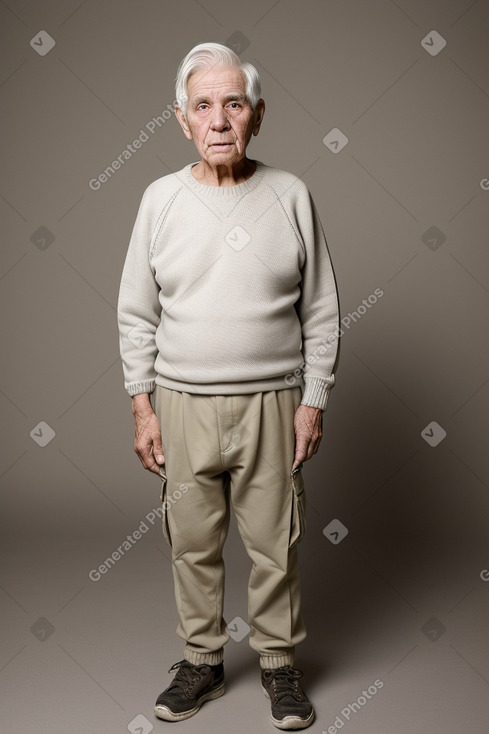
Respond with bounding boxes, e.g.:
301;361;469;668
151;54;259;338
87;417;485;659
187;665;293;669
147;460;163;475
293;441;308;468
292;455;305;471
135;443;158;472
140;449;162;475
153;437;165;465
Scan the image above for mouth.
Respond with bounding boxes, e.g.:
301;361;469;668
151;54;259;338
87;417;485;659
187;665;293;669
210;142;233;147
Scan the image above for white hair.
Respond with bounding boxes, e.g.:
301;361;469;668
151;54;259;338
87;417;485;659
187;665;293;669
175;42;261;117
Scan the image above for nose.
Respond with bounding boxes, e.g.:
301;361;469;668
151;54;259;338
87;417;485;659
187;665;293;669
210;106;230;130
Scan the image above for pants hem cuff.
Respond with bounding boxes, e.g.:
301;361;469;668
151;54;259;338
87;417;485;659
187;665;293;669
184;647;224;666
260;652;294;669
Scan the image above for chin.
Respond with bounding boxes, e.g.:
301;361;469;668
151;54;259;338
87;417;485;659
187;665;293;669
211;153;236;162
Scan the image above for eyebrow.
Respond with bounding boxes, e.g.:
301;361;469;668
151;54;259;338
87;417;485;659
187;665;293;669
192;92;248;106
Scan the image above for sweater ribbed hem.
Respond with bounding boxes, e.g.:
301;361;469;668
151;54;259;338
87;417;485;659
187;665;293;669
184;647;224;666
155;373;305;396
301;376;335;412
126;375;335;409
260;651;295;670
182;159;266;197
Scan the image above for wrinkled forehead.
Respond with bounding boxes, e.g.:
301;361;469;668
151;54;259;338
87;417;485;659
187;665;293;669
187;64;247;101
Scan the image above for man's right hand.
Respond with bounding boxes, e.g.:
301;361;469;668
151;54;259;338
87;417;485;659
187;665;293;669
132;393;165;474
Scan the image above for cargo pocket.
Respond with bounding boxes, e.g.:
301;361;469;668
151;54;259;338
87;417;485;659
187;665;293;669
289;463;306;548
159;466;173;548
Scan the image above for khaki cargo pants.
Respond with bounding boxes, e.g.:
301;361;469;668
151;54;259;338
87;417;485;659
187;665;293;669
152;384;307;670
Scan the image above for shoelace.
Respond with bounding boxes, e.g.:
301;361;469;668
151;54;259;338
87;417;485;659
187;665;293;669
167;660;208;693
265;666;306;702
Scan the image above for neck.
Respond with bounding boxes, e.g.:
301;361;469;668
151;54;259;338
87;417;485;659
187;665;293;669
191;157;256;187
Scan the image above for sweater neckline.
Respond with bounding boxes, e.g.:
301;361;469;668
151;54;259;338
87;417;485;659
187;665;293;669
182;159;265;197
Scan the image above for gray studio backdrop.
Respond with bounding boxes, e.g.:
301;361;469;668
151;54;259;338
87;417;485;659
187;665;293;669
1;1;488;733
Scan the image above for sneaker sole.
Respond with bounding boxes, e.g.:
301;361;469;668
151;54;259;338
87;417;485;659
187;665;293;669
262;685;315;730
154;682;225;722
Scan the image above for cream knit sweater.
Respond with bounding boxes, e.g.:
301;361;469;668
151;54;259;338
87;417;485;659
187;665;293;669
117;159;339;411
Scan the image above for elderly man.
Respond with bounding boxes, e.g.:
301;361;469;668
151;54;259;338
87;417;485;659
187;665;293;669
117;42;339;730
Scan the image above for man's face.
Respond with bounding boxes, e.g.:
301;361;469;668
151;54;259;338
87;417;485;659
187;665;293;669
175;64;264;165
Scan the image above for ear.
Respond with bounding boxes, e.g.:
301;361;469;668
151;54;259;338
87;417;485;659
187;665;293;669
252;99;265;136
174;106;193;141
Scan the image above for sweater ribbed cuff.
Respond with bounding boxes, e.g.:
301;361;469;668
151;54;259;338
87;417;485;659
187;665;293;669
126;379;156;397
301;376;334;412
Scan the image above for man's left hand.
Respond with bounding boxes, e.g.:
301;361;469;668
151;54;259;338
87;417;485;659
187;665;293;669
292;404;323;471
